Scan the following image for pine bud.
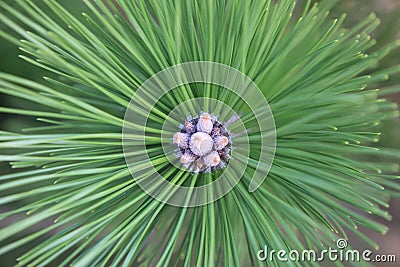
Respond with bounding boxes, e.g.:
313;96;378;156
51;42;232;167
173;132;190;149
173;112;233;173
203;151;221;167
214;136;229;150
180;150;198;165
189;132;214;156
196;112;213;134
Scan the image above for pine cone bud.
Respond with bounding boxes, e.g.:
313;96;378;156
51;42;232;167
173;132;190;149
180;150;198;165
214;136;229;150
203;151;221;167
196;112;213;134
189;132;214;156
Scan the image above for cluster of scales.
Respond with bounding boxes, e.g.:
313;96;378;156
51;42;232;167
173;112;234;173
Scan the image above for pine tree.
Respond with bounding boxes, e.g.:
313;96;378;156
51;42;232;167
0;0;399;266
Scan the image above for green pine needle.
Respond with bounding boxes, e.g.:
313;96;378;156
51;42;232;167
0;0;399;266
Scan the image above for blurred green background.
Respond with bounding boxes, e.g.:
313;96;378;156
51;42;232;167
0;0;399;266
